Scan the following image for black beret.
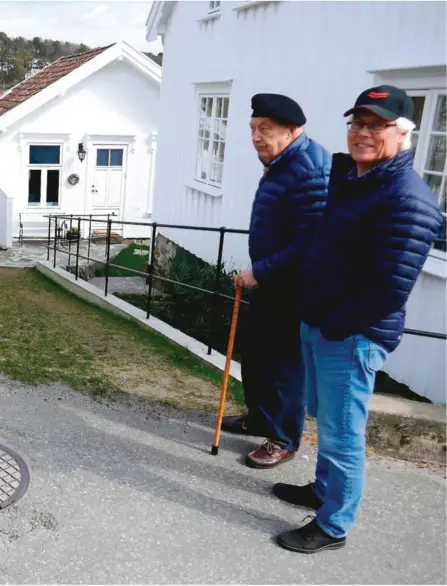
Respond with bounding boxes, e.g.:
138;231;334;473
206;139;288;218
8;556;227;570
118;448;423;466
251;93;306;126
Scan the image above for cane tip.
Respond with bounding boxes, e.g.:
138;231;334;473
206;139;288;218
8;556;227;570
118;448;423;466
211;445;219;456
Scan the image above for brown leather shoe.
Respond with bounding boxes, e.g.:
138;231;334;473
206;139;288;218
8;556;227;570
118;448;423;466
246;439;296;469
221;414;264;436
221;414;250;434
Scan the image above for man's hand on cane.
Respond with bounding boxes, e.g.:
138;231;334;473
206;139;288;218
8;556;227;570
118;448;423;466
235;268;258;290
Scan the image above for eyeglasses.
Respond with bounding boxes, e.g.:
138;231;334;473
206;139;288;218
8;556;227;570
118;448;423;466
347;121;397;134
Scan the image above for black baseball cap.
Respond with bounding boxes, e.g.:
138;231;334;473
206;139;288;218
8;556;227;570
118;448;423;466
344;85;414;121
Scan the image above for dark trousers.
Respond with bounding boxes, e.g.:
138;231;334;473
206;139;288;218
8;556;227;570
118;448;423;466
240;287;306;451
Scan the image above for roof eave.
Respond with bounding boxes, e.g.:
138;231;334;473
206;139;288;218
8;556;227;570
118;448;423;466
146;1;175;43
0;42;161;133
120;41;162;82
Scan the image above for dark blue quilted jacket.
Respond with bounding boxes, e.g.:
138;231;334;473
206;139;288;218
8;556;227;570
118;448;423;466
300;149;443;352
249;133;331;291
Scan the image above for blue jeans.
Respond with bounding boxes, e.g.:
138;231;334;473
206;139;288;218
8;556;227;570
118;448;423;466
300;323;388;537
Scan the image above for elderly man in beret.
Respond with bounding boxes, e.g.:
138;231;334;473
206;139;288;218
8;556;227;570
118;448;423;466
222;93;331;469
274;86;442;554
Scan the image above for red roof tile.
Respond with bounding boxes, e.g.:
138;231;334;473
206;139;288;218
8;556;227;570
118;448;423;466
0;45;114;117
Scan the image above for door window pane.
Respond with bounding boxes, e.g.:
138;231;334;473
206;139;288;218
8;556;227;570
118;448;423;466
28;169;42;205
210;162;218;183
434;218;446;251
411;96;426;131
434;95;446;132
29;145;60;165
96;149;109;166
441;182;446;215
411;132;419;150
110;149;123;167
423;173;442;198
46;170;60;206
216;162;223;184
426;135;446;172
196;139;208;180
218;141;225;162
206;98;213;117
216;98;223;119
222;97;229;119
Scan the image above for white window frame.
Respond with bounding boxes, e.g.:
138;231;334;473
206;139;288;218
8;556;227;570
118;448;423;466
194;93;229;190
208;1;221;12
407;89;431;171
408;89;446;257
234;1;279;12
27;144;63;209
198;1;222;22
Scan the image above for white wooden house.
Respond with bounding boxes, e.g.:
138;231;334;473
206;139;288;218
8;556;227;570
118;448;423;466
0;41;161;244
146;0;446;403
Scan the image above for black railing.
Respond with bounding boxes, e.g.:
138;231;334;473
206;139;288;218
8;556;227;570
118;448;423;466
28;213;447;355
42;214;249;354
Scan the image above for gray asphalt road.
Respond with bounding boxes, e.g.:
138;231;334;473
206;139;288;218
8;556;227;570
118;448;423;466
0;377;445;585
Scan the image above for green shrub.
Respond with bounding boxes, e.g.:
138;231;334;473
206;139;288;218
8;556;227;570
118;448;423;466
115;244;247;360
152;246;246;358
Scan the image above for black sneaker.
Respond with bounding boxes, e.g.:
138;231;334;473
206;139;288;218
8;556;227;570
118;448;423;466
276;518;346;554
273;482;323;510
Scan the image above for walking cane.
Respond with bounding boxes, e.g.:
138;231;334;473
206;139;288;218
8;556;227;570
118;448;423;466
211;282;243;455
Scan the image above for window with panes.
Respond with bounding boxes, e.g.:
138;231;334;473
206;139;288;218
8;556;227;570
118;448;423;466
409;91;446;252
195;95;229;187
27;145;62;208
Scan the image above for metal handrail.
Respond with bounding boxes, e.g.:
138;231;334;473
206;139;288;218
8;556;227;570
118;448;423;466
32;213;447;355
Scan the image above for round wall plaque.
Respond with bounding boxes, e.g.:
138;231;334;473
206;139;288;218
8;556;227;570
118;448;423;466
67;173;80;186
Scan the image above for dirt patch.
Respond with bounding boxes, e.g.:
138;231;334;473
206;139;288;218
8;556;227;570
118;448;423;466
107;362;233;413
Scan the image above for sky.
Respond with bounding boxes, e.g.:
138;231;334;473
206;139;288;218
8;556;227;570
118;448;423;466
0;0;163;53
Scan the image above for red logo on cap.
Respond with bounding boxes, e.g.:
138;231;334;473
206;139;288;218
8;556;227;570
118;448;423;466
368;91;389;99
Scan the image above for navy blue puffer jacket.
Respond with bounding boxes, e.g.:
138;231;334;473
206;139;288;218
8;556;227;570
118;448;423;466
300;150;443;352
249;133;331;290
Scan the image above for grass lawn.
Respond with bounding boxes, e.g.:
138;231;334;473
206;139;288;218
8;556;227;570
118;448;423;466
0;267;244;412
95;242;149;277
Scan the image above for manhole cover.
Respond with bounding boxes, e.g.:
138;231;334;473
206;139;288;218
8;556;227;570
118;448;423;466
0;444;30;511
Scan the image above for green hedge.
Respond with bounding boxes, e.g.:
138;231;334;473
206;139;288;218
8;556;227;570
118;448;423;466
116;243;247;360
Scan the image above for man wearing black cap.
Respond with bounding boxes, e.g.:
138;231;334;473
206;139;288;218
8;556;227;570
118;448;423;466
274;86;442;553
222;93;331;469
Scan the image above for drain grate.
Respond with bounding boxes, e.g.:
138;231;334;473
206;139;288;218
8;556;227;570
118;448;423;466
0;444;30;511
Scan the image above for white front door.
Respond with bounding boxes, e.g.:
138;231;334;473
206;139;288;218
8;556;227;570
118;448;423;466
90;145;127;217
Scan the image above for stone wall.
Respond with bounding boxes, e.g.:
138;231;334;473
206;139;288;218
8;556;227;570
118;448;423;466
153;233;178;279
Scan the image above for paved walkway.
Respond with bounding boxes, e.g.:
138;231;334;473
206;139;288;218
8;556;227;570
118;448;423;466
89;276;147;295
0;240;125;269
0;378;445;584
